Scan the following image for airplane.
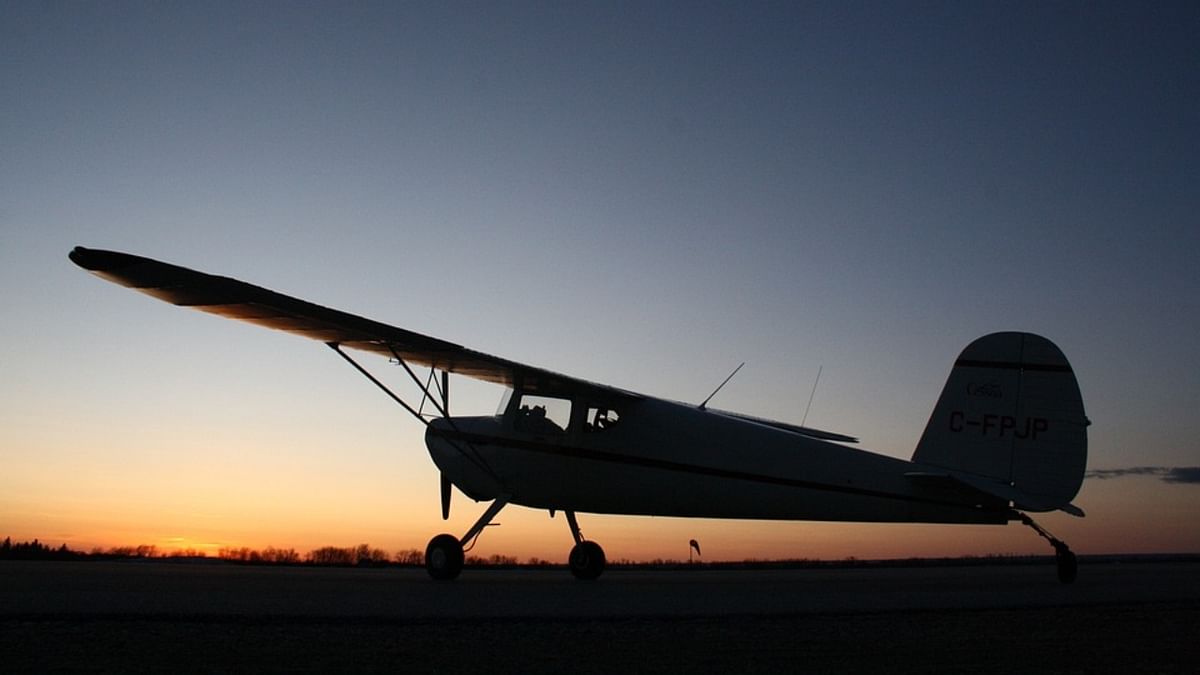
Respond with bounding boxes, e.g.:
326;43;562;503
70;247;1090;583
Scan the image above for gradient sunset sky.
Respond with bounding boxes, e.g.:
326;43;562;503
3;2;1197;562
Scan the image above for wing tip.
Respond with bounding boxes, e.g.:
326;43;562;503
70;246;149;273
70;246;111;271
68;246;91;268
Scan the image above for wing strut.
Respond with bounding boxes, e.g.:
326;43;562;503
380;343;499;485
328;342;428;424
326;342;499;494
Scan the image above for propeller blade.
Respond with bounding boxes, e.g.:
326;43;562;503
440;472;452;520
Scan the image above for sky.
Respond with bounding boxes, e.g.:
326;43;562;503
2;1;1197;563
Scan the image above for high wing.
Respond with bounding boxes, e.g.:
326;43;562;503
70;247;862;439
69;246;639;402
707;409;858;443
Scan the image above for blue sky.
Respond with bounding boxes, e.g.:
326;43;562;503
2;1;1197;559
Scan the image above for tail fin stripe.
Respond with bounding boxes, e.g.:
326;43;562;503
954;358;1073;373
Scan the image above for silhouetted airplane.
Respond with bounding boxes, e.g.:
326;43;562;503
71;247;1089;582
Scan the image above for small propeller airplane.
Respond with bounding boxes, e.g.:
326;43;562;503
70;247;1090;583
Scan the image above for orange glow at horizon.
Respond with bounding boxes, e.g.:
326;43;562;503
5;474;1198;562
5;379;1197;563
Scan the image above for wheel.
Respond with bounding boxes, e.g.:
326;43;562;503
1056;548;1077;584
568;540;605;580
425;533;464;581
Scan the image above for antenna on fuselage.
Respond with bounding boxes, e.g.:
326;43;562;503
800;365;823;428
699;362;744;410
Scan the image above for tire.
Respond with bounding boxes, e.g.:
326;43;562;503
425;533;464;581
568;540;606;580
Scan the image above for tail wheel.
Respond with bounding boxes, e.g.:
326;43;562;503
425;533;464;581
1015;511;1079;585
568;540;606;580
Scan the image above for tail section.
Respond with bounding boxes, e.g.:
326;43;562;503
912;332;1089;513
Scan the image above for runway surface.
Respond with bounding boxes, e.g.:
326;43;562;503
4;560;1198;673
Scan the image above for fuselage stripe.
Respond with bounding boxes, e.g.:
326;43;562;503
429;428;1005;515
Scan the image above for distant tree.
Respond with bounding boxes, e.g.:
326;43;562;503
219;547;257;562
262;547;300;564
0;537;84;560
366;546;390;566
100;544;159;558
332;544;388;566
465;554;518;566
395;549;424;565
354;543;371;564
308;546;355;565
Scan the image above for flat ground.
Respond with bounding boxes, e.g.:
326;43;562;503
3;560;1197;673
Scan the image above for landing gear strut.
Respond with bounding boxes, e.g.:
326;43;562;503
565;511;605;580
1014;511;1077;584
424;497;508;581
327;343;510;582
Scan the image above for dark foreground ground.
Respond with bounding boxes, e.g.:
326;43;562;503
3;560;1198;673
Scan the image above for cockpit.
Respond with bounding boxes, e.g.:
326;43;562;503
498;387;624;437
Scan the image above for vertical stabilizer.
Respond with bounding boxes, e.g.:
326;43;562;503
912;333;1088;512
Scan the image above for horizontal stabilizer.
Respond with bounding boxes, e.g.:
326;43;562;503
904;471;1085;517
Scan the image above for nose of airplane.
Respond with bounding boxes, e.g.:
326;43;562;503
425;416;456;440
424;417;468;465
422;417;504;502
424;416;450;447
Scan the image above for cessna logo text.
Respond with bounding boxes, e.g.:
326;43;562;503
967;381;1003;398
949;412;1047;439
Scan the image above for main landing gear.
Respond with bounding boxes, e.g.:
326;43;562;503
425;497;508;581
423;500;607;581
1014;511;1077;584
566;511;605;580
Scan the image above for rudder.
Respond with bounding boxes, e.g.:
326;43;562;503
912;332;1089;512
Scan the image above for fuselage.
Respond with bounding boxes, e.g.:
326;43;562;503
426;395;1008;525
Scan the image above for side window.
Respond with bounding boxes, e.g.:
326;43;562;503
585;407;621;433
514;394;572;434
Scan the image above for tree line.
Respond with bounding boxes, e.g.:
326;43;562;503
0;536;521;567
0;537;83;561
7;537;1135;568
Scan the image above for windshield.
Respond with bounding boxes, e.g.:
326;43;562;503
495;388;514;417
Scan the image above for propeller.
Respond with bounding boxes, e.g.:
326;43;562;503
441;473;452;520
439;371;452;520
